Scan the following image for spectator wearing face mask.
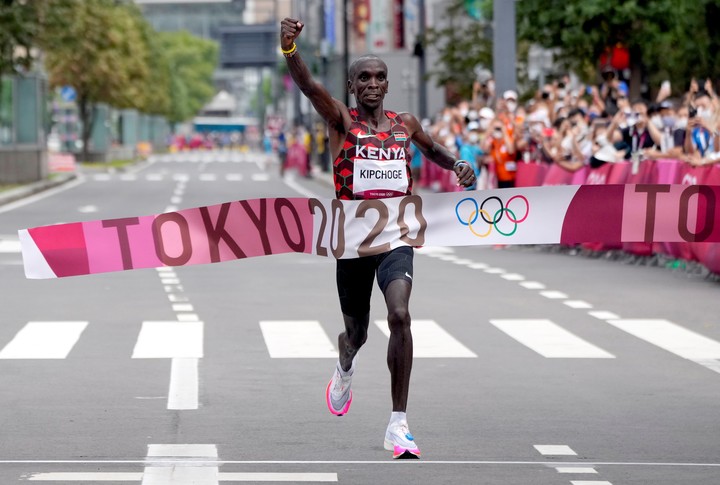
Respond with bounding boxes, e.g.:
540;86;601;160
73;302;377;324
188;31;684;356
599;66;629;116
482;118;517;188
478;107;495;133
606;100;662;161
516;110;554;165
684;89;720;165
458;124;484;189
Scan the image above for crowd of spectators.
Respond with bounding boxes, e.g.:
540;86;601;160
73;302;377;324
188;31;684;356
422;70;720;190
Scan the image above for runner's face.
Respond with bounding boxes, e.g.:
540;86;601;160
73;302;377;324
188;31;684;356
350;60;388;108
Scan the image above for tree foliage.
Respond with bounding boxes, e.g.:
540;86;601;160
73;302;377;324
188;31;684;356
517;0;720;97
156;31;218;124
424;0;492;100
32;0;218;159
425;0;720;100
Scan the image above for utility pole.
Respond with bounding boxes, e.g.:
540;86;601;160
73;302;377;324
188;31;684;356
417;0;427;119
343;0;350;106
492;0;517;95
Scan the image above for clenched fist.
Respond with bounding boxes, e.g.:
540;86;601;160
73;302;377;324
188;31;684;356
281;18;304;50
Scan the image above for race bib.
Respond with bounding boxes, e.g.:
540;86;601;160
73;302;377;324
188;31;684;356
505;161;518;172
353;158;409;198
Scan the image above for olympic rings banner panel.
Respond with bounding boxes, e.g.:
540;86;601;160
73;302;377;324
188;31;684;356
18;184;720;279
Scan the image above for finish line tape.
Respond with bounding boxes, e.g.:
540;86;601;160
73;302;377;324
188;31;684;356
18;184;720;279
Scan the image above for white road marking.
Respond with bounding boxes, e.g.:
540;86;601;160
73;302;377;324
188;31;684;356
143;444;218;485
534;445;577;456
415;246;454;255
491;320;615;358
374;319;477;358
259;321;337;358
468;263;489;269
564;300;593;309
589;311;620;320
161;278;180;285
170;196;182;204
146;174;164;181
520;281;546;290
0;322;88;359
199;173;217;181
226;173;243;181
570;482;612;485
606;319;720;360
694;359;720;375
540;290;568;299
556;467;598;474
77;205;98;213
0;176;85;214
173;174;190;182
132;321;204;358
168;358;199;410
172;303;194;312
119;174;137;181
484;268;506;274
218;473;337;482
164;206;178;212
0;239;20;253
93;174;111;181
168;294;189;302
177;314;200;322
437;254;459;261
501;273;525;281
282;174;318;198
452;258;473;265
26;472;143;481
251;173;270;182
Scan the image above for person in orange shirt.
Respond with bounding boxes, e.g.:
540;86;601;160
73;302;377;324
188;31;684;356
482;117;517;188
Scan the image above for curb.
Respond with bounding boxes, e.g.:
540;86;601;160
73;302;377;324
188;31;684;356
0;173;78;208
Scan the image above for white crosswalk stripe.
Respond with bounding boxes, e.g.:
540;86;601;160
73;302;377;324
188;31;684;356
373;319;477;358
0;321;88;359
607;319;720;374
132;321;204;358
260;320;337;358
0;237;20;253
490;319;615;358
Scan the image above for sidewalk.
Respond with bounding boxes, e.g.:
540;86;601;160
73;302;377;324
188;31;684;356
0;173;78;208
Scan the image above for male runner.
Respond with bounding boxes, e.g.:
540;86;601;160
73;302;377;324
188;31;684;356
281;18;476;459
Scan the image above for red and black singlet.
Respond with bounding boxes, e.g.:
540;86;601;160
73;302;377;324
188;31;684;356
333;109;412;200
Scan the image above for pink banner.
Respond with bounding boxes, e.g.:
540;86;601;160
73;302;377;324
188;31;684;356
19;185;720;279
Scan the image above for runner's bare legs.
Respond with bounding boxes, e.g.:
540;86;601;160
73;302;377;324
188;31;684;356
384;279;413;411
338;313;369;372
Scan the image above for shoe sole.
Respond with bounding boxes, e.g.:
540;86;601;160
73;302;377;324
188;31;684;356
384;439;421;459
325;379;352;416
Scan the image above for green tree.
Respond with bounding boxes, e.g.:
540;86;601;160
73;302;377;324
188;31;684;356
517;0;720;98
40;0;151;162
157;31;218;124
425;0;492;100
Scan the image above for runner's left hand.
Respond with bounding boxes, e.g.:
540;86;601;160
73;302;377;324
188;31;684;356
454;161;476;187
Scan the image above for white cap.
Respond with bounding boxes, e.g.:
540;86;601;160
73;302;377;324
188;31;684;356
594;145;618;163
479;107;495;119
467;121;480;131
503;90;518;100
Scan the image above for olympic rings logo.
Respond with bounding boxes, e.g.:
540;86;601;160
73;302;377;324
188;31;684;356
454;195;530;237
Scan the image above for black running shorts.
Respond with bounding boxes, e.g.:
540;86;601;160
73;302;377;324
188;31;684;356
336;246;414;317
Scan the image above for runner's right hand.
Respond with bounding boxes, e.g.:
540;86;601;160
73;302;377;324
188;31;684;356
281;18;304;50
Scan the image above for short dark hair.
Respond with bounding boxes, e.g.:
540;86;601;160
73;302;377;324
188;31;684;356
348;55;387;81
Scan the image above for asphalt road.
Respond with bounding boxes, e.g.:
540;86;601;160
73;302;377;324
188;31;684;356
0;150;719;484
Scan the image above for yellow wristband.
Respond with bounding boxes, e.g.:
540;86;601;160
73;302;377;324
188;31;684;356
281;43;297;55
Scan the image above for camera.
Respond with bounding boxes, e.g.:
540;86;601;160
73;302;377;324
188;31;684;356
689;106;697;118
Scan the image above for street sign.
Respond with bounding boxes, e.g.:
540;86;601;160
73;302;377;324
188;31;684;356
60;86;76;102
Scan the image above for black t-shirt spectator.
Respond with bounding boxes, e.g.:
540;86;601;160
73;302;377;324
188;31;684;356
673;128;686;150
616;126;657;158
